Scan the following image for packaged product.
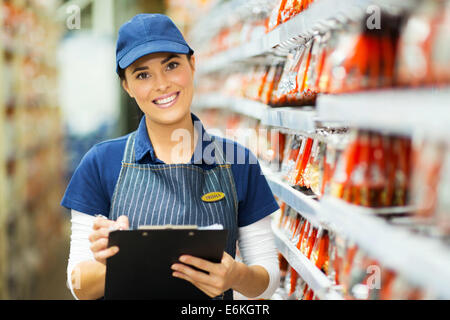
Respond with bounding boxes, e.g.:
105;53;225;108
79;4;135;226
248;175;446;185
272;48;302;106
292;215;306;245
321;142;341;196
295;37;316;105
436;146;450;235
330;131;360;200
391;136;413;206
410;139;445;217
269;61;286;106
303;139;324;194
379;269;397;300
304;33;328;99
292;40;313;105
285;46;307;105
293;137;314;187
295;217;308;250
367;133;388;207
269;129;286;171
310;228;329;275
430;1;450;84
396;0;441;86
281;134;303;182
267;0;288;33
261;63;283;104
281;0;297;23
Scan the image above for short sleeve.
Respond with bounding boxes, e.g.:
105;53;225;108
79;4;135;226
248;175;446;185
61;145;110;217
232;146;280;227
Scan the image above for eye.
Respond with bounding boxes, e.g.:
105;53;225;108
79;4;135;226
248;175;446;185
166;61;179;71
136;72;150;80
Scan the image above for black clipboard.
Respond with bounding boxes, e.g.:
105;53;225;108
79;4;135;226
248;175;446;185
104;227;228;300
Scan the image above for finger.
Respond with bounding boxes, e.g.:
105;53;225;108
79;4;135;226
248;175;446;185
93;217;115;230
172;271;220;298
179;255;216;273
89;238;109;253
94;246;119;263
116;215;130;230
171;263;213;286
88;228;111;243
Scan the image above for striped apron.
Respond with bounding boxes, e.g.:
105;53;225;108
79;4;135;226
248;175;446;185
109;131;239;299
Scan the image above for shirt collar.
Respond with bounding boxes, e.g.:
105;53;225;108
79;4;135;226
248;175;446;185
134;113;216;165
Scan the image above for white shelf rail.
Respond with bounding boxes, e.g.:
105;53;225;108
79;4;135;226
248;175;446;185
317;88;450;139
272;220;344;300
261;164;450;299
262;167;321;227
192;94;317;133
319;196;450;299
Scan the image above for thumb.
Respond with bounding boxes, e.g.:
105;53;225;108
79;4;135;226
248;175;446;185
116;215;130;230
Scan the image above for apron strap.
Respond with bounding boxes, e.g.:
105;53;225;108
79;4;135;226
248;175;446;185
123;132;137;163
211;136;227;165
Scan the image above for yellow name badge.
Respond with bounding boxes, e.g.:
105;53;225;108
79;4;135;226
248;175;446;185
201;192;225;203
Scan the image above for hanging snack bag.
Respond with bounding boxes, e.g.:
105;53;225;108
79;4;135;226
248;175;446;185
285;45;308;105
293;137;314;187
292;39;313;105
430;1;450;84
436;146;450;235
330;131;360;200
281;0;297;23
396;0;440;86
267;0;288;33
269;61;287;106
310;228;330;275
410;138;445;217
367;133;388;207
272;47;302;106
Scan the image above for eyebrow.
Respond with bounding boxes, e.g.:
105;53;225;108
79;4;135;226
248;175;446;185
161;54;180;64
131;54;181;74
132;66;149;74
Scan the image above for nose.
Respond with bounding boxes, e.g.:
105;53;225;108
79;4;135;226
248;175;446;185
154;73;170;93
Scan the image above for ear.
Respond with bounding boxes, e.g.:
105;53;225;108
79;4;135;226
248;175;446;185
189;55;196;74
121;78;134;98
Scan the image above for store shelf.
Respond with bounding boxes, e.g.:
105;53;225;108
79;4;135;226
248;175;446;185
262;163;450;298
193;94;268;120
317;88;450;139
192;94;317;133
197;0;385;75
272;220;343;300
262;166;321;227
319;196;450;299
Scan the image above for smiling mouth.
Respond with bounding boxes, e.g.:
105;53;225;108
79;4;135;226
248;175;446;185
153;92;180;108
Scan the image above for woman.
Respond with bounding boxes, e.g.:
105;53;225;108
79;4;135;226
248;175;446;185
61;13;280;300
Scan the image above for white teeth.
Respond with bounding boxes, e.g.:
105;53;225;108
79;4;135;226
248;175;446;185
154;93;177;105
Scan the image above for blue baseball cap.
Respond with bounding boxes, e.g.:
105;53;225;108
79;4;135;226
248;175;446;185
116;14;194;74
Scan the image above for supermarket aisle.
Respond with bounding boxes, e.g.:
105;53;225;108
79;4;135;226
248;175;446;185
31;214;73;300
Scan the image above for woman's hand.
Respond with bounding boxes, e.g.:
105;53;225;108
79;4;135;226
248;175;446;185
171;252;241;298
88;215;129;265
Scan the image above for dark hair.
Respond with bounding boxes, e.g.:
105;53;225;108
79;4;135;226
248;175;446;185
118;52;193;80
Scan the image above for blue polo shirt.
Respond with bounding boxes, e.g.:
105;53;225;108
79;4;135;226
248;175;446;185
60;113;279;227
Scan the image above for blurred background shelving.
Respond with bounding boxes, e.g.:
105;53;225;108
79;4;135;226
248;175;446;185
0;0;168;300
1;0;450;301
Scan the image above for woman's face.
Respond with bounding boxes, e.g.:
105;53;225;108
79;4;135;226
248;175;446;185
122;52;195;126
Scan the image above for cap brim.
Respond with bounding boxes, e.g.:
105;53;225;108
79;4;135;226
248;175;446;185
117;40;192;72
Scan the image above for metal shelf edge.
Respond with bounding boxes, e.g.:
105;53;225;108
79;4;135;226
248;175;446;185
272;220;343;300
319;196;450;299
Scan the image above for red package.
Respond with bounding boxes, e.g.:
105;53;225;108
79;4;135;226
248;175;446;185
294;137;314;187
269;62;286;106
267;0;288;33
310;229;330;275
